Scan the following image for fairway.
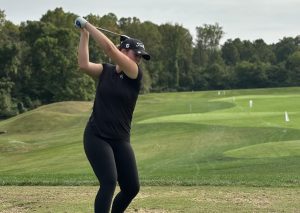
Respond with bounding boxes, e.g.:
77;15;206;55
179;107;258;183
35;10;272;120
0;87;300;187
224;140;300;158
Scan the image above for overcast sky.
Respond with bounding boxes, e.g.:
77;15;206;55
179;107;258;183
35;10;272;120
1;0;299;44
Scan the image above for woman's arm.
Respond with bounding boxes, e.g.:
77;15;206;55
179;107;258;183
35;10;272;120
78;28;103;79
75;17;139;79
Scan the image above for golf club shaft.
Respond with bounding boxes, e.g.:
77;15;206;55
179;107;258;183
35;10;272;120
96;27;121;37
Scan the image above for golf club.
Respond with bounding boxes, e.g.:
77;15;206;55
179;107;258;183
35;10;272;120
96;27;129;42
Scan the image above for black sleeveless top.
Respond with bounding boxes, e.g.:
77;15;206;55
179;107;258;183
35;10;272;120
90;63;142;140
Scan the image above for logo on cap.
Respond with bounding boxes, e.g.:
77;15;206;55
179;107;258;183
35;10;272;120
136;42;145;49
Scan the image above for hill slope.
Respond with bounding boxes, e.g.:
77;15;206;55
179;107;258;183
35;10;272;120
0;88;299;186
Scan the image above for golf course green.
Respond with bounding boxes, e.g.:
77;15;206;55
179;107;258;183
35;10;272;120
0;87;299;187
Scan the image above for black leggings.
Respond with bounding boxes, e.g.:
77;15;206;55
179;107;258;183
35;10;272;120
83;121;140;213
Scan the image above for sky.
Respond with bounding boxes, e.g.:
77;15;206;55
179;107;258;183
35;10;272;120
1;0;299;44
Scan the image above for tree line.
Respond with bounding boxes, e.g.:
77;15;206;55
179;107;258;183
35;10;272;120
0;8;299;117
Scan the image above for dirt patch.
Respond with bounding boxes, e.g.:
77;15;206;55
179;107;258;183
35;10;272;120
0;186;299;213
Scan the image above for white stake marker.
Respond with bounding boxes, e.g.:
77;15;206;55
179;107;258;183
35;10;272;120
285;111;290;122
249;100;253;108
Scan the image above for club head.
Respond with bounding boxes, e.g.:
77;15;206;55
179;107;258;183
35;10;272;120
120;35;130;42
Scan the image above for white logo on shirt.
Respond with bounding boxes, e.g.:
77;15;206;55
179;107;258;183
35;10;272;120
120;74;124;79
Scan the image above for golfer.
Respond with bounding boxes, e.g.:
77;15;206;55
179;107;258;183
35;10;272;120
75;17;150;213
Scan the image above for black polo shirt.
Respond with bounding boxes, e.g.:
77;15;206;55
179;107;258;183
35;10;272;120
91;63;142;140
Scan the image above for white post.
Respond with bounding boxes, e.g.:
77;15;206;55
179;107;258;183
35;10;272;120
249;100;253;108
285;111;290;122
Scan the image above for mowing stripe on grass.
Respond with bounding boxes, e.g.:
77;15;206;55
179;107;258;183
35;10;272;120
138;112;298;124
224;140;300;158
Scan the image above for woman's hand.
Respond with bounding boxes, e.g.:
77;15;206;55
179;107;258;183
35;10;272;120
75;17;88;29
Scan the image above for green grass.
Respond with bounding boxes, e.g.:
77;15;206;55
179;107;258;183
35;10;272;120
0;87;300;186
224;140;300;158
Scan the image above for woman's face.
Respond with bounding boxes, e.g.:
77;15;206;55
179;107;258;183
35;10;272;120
123;49;142;64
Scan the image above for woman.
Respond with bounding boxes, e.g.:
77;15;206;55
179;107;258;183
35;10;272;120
75;17;150;213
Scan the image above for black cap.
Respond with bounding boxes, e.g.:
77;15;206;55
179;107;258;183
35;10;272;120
120;38;150;60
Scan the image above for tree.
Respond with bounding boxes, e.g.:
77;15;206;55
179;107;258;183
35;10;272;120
253;39;275;63
138;21;162;91
19;11;96;105
234;61;268;88
0;10;5;28
204;63;228;89
0;10;21;117
265;63;288;87
286;51;300;86
0;79;15;117
195;23;224;50
40;7;77;29
158;23;193;91
193;23;225;90
274;37;298;62
193;23;224;67
239;40;256;62
222;39;240;65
